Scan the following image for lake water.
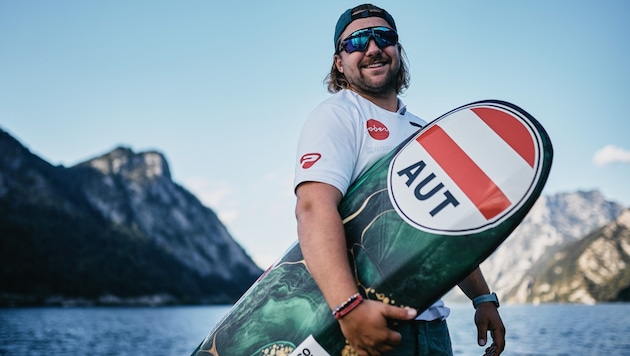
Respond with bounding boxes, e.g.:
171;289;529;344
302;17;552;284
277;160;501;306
1;303;629;355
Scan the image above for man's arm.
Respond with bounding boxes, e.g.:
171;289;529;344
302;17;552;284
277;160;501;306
458;267;506;356
295;181;416;356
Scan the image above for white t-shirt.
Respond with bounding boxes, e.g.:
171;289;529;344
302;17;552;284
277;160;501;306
295;90;424;196
294;89;450;321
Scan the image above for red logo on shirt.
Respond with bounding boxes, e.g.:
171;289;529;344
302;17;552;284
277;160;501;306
300;153;321;169
367;119;389;140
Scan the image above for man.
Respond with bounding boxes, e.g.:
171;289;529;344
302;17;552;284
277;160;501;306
294;4;505;356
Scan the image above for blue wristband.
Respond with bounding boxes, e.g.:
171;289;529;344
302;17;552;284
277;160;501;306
472;292;499;309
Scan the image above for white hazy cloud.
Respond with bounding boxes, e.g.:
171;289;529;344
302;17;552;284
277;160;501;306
593;145;630;166
182;171;297;268
217;210;239;226
182;177;239;226
183;177;232;207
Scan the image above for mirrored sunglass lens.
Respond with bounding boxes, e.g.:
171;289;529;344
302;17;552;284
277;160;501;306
346;35;369;52
374;35;395;48
374;29;398;45
341;27;398;53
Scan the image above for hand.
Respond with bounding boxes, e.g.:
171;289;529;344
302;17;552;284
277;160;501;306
475;303;505;356
338;300;417;356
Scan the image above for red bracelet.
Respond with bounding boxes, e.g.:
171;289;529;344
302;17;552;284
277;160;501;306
332;293;364;320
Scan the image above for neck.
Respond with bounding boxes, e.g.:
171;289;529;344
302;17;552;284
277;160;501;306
351;88;398;112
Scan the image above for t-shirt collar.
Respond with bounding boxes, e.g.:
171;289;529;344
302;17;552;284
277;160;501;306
397;98;407;115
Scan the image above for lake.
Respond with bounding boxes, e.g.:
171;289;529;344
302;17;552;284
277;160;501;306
1;303;629;355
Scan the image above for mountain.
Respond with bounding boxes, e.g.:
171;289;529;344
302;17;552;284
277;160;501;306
480;190;626;303
441;191;627;304
520;208;630;304
2;126;628;306
0;128;262;306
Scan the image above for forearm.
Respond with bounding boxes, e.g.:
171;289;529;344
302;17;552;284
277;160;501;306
457;266;491;299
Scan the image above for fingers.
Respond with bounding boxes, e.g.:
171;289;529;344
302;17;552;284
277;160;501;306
340;301;414;356
480;335;505;356
492;323;506;355
483;343;497;356
347;326;401;356
477;319;488;347
370;330;402;354
382;304;418;321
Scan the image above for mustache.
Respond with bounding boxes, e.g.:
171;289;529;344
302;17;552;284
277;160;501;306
360;53;391;66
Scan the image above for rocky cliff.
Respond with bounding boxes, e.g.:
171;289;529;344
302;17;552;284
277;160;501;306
0;128;262;306
523;209;630;304
480;190;626;303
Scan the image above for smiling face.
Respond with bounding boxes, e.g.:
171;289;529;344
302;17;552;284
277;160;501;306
334;17;401;100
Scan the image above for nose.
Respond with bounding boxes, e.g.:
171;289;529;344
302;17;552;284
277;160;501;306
364;38;382;55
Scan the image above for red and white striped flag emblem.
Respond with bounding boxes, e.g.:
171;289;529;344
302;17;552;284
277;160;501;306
388;103;544;235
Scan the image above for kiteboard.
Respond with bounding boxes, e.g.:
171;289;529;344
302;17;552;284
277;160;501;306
190;100;553;356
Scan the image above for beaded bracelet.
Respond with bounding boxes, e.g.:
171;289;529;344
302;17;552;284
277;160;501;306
332;293;364;320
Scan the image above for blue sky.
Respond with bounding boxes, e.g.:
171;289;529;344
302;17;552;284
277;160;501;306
1;1;629;267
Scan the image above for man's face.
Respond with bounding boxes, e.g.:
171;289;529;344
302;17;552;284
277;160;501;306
335;17;401;98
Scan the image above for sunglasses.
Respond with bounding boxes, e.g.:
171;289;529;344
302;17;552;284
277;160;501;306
337;26;399;54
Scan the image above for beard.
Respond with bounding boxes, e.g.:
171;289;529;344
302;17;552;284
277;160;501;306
346;53;400;98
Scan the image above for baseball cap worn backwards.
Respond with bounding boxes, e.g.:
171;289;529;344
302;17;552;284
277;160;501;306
334;4;397;49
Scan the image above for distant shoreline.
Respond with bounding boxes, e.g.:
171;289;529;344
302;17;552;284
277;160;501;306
0;293;228;308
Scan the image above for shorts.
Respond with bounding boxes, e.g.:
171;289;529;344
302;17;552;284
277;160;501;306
387;319;453;356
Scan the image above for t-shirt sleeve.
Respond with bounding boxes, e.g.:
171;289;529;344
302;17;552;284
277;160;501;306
293;101;360;196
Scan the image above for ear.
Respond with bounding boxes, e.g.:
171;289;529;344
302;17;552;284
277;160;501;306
334;54;344;73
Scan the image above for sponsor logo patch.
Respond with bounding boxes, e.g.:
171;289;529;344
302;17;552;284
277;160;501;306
300;153;321;169
367;119;389;140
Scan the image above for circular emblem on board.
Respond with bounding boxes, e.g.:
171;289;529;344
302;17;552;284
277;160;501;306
387;102;545;235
